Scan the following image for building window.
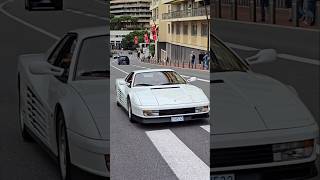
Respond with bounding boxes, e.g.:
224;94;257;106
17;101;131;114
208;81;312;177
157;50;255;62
168;24;170;33
191;23;197;36
176;23;180;35
201;23;208;36
172;24;174;34
183;23;188;35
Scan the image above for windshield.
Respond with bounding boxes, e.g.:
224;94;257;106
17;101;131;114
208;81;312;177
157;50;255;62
75;35;109;80
210;36;249;72
133;71;186;87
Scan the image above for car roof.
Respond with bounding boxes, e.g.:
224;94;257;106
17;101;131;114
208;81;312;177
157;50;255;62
69;26;109;40
133;69;174;74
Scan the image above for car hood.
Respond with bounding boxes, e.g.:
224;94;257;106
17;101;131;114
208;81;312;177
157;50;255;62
71;80;109;140
133;84;209;106
211;72;314;135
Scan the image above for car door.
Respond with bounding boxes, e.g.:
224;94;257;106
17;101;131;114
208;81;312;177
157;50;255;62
118;72;133;107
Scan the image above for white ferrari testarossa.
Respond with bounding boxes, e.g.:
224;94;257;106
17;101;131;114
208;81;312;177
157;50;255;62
116;69;210;123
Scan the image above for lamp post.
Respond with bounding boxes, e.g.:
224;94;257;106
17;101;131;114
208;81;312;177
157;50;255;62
202;0;210;54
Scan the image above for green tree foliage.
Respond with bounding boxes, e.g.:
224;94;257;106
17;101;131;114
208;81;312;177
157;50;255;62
121;30;150;50
110;16;143;30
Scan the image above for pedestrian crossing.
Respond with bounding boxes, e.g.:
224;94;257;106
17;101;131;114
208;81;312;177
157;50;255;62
146;126;210;180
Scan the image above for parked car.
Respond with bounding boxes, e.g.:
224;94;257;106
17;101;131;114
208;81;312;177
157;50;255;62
210;33;319;180
25;0;63;10
115;69;209;123
117;56;130;65
18;26;109;179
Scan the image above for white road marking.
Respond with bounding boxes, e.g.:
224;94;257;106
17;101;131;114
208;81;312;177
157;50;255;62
146;129;209;180
111;65;128;75
200;125;210;132
0;0;59;40
132;64;149;69
65;8;107;21
226;42;320;66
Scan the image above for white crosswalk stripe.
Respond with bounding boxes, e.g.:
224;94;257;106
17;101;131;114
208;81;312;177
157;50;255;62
146;129;209;180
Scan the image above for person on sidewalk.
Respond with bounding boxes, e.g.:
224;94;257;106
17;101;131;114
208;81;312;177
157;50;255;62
303;0;316;25
190;51;196;69
260;0;269;22
203;53;209;70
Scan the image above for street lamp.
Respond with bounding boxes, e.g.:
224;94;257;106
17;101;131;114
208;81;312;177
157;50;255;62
202;0;210;54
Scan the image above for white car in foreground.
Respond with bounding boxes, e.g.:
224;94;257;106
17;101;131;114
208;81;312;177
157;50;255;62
18;27;109;179
115;69;209;123
210;34;319;180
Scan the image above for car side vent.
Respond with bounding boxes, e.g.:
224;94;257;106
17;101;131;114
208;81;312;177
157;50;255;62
151;87;180;90
211;79;224;84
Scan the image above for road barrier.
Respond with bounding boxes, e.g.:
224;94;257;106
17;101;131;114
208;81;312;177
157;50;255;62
213;0;320;28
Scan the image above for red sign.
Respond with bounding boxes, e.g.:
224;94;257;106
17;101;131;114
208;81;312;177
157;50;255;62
144;33;149;44
151;25;157;41
134;36;138;45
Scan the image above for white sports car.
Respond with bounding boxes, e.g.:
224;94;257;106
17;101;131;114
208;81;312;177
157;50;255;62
115;69;209;123
18;27;109;179
210;34;319;179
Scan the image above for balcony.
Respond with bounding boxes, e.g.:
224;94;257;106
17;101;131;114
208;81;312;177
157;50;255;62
162;6;210;20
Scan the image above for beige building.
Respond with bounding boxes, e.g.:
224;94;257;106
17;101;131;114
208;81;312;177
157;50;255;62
111;0;152;29
151;0;209;64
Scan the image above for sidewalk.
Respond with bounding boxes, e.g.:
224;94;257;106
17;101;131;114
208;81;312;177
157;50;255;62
139;57;209;71
218;5;319;29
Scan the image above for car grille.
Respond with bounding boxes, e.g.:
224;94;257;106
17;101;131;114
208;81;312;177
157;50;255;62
211;144;273;168
159;107;195;116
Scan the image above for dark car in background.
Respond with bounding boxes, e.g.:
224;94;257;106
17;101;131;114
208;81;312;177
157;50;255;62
25;0;63;10
118;56;130;65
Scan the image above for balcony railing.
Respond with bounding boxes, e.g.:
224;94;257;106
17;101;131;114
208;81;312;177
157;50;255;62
162;6;210;20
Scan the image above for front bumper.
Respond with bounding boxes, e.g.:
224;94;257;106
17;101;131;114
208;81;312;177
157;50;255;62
132;113;209;124
68;130;110;177
211;161;317;180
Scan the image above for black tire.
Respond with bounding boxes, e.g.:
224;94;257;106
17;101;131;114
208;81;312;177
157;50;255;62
57;112;72;180
25;0;31;10
18;77;33;142
54;0;63;10
127;98;135;123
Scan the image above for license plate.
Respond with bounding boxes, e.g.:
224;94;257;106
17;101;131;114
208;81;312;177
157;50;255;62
211;174;235;180
171;116;184;122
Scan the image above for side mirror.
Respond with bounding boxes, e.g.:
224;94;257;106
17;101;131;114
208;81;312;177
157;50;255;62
29;61;64;76
187;77;197;82
245;49;277;65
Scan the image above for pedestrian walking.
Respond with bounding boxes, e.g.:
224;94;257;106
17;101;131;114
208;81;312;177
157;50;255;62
202;53;209;70
303;0;316;25
190;51;196;69
260;0;269;22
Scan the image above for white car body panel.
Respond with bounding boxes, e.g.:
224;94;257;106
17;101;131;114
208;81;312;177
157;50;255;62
17;27;109;177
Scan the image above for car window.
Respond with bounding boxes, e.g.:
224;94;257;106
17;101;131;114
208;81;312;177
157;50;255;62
211;36;249;72
75;35;109;80
125;72;134;83
133;71;186;87
48;35;69;65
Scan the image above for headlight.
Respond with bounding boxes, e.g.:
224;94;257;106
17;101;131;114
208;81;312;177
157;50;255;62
195;106;209;113
143;110;159;116
272;139;314;162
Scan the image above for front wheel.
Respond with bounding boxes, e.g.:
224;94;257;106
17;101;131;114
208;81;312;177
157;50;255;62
127;99;135;123
54;0;63;10
57;113;72;180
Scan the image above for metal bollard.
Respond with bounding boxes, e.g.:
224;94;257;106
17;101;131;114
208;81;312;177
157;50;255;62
230;0;238;20
250;0;257;22
269;0;276;24
292;0;300;27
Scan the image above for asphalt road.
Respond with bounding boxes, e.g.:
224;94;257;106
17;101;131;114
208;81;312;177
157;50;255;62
0;0;107;179
212;19;320;179
110;52;210;180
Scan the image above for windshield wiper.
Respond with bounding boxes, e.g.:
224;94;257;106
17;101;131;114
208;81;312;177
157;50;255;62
134;83;153;86
80;70;109;77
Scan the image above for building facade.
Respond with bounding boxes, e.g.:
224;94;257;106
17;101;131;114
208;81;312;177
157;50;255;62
110;30;133;49
151;0;210;64
111;0;152;29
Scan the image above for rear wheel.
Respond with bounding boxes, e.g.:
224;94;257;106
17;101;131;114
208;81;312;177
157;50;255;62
18;77;33;142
